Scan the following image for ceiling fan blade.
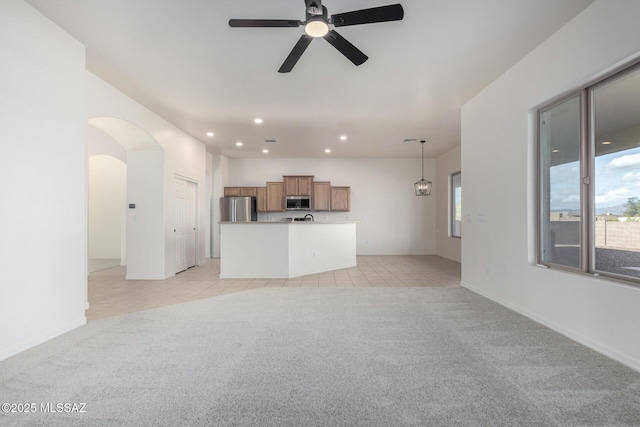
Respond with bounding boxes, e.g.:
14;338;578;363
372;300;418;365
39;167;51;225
331;4;404;27
323;30;368;66
279;35;313;73
229;19;300;28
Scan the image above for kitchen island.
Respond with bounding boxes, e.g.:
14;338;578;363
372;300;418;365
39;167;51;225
219;221;357;279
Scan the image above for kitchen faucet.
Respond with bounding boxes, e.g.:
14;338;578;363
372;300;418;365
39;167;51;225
304;213;314;221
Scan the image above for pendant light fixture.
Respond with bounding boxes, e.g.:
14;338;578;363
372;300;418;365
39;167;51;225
414;140;432;196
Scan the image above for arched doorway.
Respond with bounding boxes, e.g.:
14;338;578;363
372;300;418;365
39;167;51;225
87;117;163;279
88;154;126;271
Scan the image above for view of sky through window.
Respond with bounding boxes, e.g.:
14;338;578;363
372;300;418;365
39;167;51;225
550;146;640;214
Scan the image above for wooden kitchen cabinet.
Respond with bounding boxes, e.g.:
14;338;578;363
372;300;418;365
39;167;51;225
331;186;351;212
313;182;331;211
283;176;313;196
266;182;285;212
224;187;241;196
284;177;297;196
224;187;257;197
240;187;257;197
256;187;266;212
226;179;348;212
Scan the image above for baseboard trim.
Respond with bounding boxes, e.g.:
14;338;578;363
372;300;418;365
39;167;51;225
0;317;87;362
461;281;640;372
125;274;165;280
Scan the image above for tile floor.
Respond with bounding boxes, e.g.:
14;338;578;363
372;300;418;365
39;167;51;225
86;255;461;321
88;258;121;273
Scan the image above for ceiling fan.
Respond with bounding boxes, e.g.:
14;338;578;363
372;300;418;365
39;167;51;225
229;1;404;73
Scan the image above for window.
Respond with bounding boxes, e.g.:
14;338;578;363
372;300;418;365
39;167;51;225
538;62;640;283
451;171;462;238
539;94;583;269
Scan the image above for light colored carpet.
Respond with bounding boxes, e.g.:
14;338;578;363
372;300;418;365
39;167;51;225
1;287;639;426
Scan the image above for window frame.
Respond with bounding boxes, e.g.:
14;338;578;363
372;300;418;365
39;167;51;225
536;59;640;286
536;91;586;272
450;171;462;238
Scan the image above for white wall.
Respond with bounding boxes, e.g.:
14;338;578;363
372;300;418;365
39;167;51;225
211;154;226;258
436;146;462;262
126;151;165;279
88;125;127;263
224;157;436;256
87;124;126;162
0;0;87;360
461;0;640;370
86;73;207;279
205;152;213;258
88;155;126;259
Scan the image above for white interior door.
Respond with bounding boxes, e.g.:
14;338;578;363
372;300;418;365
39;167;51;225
175;177;197;273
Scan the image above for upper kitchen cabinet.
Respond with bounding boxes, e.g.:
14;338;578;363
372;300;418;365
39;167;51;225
266;182;285;212
284;176;313;196
224;187;241;196
256;187;266;212
331;186;351;212
240;187;257;197
224;187;257;197
313;181;331;211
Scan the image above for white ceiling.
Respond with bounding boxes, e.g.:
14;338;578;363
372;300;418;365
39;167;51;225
25;0;594;159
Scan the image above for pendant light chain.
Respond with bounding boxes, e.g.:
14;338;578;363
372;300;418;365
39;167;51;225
421;140;425;180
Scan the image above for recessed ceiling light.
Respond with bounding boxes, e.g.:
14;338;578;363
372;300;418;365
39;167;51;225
325;149;331;153
206;132;214;137
254;118;263;124
552;149;559;153
262;149;269;153
340;135;347;141
236;142;243;147
602;141;612;145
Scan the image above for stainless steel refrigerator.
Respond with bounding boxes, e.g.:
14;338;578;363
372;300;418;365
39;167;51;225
220;197;257;222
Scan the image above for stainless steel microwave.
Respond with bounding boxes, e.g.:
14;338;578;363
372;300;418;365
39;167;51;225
286;195;311;211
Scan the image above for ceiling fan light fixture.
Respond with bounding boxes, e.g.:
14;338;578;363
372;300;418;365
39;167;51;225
305;18;329;37
230;3;404;72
